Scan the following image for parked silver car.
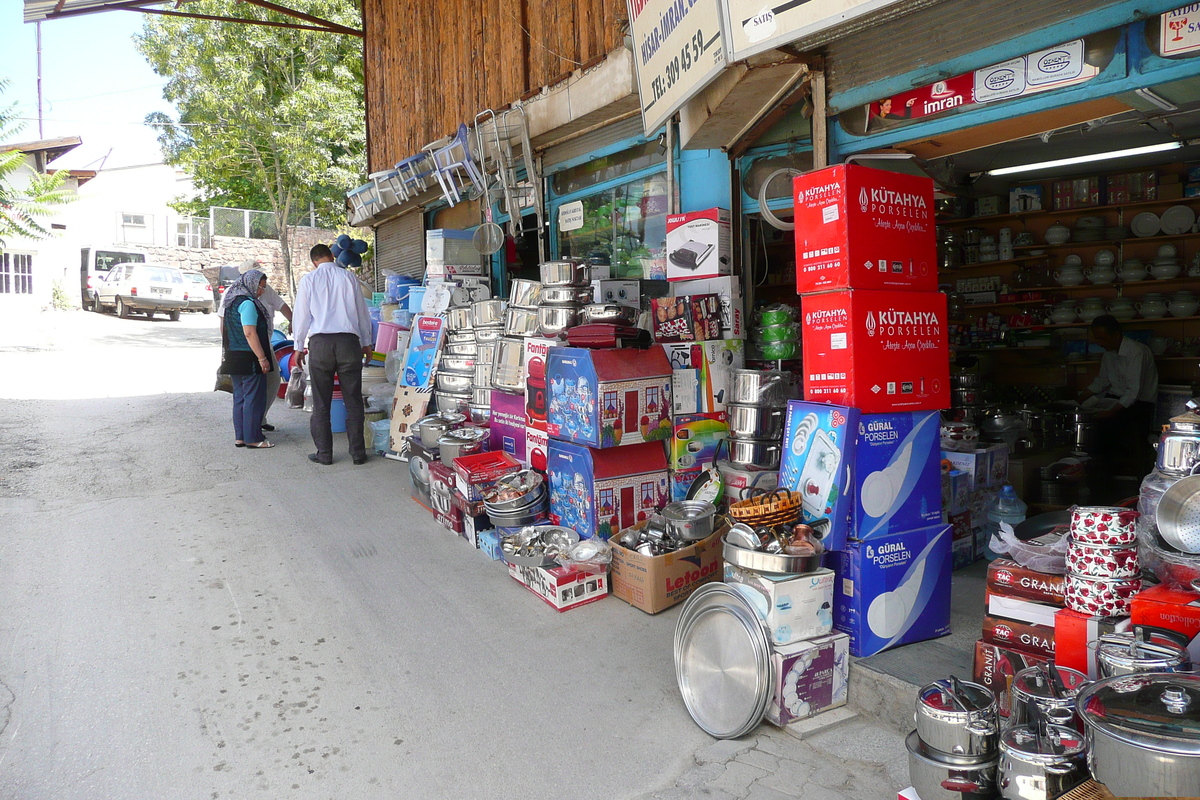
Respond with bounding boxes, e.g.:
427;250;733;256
94;263;188;320
182;270;214;313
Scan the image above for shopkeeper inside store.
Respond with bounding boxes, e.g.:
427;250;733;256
1079;315;1158;496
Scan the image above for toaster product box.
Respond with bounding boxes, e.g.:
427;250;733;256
725;565;835;645
661;339;745;414
609;522;725;614
973;640;1049;717
670;276;745;339
1132;583;1200;662
765;632;849;727
523;336;561;431
851;411;942;539
832;524;952;657
1054;608;1131;679
665;207;731;282
651;293;722;343
800;290;949;413
489;390;528;464
547;439;669;540
792;164;937;294
981;614;1055;658
987;558;1066;605
507;562;609;612
777;400;861;552
592;279;670;309
547;347;673;448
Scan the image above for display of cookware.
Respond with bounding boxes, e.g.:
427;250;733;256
436;426;489;465
726;438;781;470
537;303;583;336
906;730;998;800
504;306;541;337
1075;672;1200;797
726;403;785;440
509;279;542;309
916;677;1000;758
1008;664;1089;729
1070;506;1138;545
581;303;638;326
471;298;507;327
415;411;465;449
721;528;824;575
434;371;473;393
468;404;490;424
442;339;478;356
491;336;526;393
475;326;503;343
1092;626;1192;677
660;501;719;542
1064;572;1141;616
439;352;475;375
1156;474;1200;553
997;713;1088;800
446;306;473;331
729;369;788;407
500;525;579;567
540;286;593;305
1158;427;1200;477
1065;539;1139;579
539;259;589;287
433;390;471;415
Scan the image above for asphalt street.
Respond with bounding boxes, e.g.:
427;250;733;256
0;308;906;800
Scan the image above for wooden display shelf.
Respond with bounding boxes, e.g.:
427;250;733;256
940;255;1048;272
1014;230;1200;252
937;194;1200;227
1038;314;1200;329
953;277;1200;311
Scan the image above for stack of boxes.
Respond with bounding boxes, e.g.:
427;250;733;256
788;164;952;658
942;444;1009;567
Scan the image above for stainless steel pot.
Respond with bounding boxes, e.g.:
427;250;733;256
539;259;589;287
468;404;490;424
729;369;788;407
1076;672;1200;797
1158;428;1200;477
471;387;490;406
442;339;478;356
435;371;473;393
1008;664;1089;729
726;403;785;440
416;411;465;449
439;353;475;374
581;303;638;325
475;326;503;343
446;306;473;331
906;731;998;800
509;279;542;309
433;390;471;415
473;359;492;389
471;298;507;327
540;286;593;305
661;501;718;542
998;723;1088;800
726;438;781;470
503;306;540;337
537;303;583;336
491;336;526;393
916;677;1000;758
437;427;489;465
1094;626;1192;677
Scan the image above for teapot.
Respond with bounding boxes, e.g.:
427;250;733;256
1085;265;1116;285
1138;297;1169;318
1152;261;1182;280
1108;296;1136;313
1054;265;1085;286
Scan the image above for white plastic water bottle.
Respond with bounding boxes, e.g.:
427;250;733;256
984;484;1028;560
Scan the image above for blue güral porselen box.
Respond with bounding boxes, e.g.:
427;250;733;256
777;401;860;552
832;524;952;657
852;412;942;540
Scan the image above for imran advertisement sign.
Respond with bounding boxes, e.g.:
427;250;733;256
864;39;1097;133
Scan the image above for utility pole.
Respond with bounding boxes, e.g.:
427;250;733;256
36;22;44;138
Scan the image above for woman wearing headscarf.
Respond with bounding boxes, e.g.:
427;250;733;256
219;269;275;448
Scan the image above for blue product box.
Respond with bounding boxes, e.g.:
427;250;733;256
778;400;860;552
478;529;505;561
670;467;701;501
852;412;942;540
832;524;952;658
547;439;669;540
547;347;673;449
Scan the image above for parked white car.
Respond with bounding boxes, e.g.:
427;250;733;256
94;262;189;320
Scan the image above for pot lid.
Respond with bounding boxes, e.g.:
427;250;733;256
1013;664;1088;700
1077;673;1200;755
1096;631;1189;669
918;678;995;714
1001;724;1087;760
440;426;489;444
416;411;465;429
674;583;772;739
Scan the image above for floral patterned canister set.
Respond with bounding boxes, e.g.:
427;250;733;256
1063;507;1141;617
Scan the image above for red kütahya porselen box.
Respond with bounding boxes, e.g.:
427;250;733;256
792;164;937;294
800;289;949;414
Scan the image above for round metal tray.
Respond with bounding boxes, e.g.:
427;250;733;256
721;536;824;575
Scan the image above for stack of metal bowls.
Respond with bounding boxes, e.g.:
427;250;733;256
470;298;506;422
725;369;788;471
492;279;542;394
484;469;549;529
436;303;476;414
537;259;590;338
906;677;1000;800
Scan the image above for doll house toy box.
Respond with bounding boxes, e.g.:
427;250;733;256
546;347;673;449
547;439;669;540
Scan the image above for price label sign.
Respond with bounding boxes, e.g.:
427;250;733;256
720;0;904;62
627;0;727;136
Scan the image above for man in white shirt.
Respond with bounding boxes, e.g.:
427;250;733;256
292;243;374;465
1080;315;1158;489
221;261;292;431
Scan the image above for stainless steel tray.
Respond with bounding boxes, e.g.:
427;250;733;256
721;536;824;575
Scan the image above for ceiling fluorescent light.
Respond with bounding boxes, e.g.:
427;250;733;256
986;142;1182;177
1135;87;1178;111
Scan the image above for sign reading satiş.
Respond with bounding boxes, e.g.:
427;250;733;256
627;0;727;136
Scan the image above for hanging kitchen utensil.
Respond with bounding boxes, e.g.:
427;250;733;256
472;222;505;255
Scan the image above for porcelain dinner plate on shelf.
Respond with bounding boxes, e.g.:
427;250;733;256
1160;205;1196;236
1131;211;1162;238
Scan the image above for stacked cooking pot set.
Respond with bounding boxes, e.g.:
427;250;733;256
438;297;507;421
723;369;794;472
908;659;1200;799
483;469;548;529
1138;401;1200;585
407;410;480;496
613;500;721;557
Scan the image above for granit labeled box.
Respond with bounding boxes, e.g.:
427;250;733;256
801;289;949;413
792;164;937;294
987;558;1065;605
973;640;1048;717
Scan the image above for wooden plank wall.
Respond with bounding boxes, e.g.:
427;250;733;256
363;0;626;171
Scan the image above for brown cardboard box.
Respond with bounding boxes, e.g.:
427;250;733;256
610;522;726;614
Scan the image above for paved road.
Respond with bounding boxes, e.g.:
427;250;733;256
0;309;906;799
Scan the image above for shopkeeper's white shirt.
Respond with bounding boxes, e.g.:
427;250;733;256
1087;336;1158;408
292;261;374;350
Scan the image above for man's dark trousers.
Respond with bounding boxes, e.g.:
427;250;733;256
308;332;366;462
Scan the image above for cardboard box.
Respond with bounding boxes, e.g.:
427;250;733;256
489;390;527;463
952;537;974;570
478;528;505;561
547;439;669;540
725;565;835;645
801;290;949;413
670;275;745;339
1008;185;1043;213
792;164;937;294
943;469;970;515
982;614;1055;658
523;337;560;431
427;461;464;533
452;451;522;501
662;339;745;414
651;293;722;343
851;412;942;539
777;400;860;552
765;632;850;727
669;412;728;471
1132;583;1200;661
665;207;732;282
592;278;670;309
832;524;952;657
942;445;1008;489
987;558;1065;605
1052;177;1102;210
975;196;1004;216
507;562;609;612
1054;608;1131;679
450;489;486;518
669;467;702;501
947;510;971;541
609;524;725;613
462;510;490;547
973;640;1049;717
987;592;1060;628
547;347;673;448
425;228;479;268
525;425;549;474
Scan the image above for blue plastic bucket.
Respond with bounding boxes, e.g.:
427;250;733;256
330;396;347;433
407;286;427;312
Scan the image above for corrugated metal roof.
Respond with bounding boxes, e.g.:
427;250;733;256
24;0;160;24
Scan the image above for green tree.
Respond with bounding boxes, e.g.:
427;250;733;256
0;79;74;247
136;1;365;293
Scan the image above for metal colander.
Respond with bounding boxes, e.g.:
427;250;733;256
1156;475;1200;554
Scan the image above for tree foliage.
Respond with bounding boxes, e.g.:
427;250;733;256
136;1;365;289
0;80;75;247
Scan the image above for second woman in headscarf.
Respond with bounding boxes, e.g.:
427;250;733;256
219;269;275;448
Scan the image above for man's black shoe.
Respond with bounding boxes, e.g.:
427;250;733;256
308;453;333;465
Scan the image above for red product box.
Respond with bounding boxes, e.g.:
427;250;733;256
973;639;1049;717
800;290;949;413
507;562;609;611
1132;583;1200;651
427;461;465;533
947;510;972;541
981;614;1055;658
1054;608;1131;679
452;451;522;501
987;558;1065;605
651;294;722;343
792;164;937;294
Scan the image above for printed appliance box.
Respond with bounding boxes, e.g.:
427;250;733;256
489;390;528;464
777;400;860;552
987;558;1066;605
725;565;835;645
665;207;732;282
973;640;1049;717
525;426;549;474
609;523;725;614
792;164;937;294
851;412;942;540
453;451;522;501
765;632;849;727
547;439;669;540
801;289;949;413
547;347;673;449
942;445;1009;489
507;562;609;612
523;337;560;431
427;461;464;533
981;614;1055;659
669;412;728;472
661;339;745;414
650;293;722;343
1054;608;1131;679
670;275;745;339
832;524;952;657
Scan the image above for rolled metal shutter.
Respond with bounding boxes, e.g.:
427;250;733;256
374;210;424;280
541;115;648;172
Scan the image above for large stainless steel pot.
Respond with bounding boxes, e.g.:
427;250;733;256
906;731;998;800
475;326;503;343
1008;664;1089;729
491;336;526;393
1094;626;1192;677
916;677;1000;758
471;298;507;327
537;303;583;336
581;303;639;325
726;438;781;470
661;501;718;542
435;371;473;393
539;259;589;287
997;722;1088;800
416;411;465;449
504;306;541;337
437;426;489;465
540;286;593;305
509;279;542;309
433;390;471;415
439;353;475;374
446;306;473;331
726;403;785;440
729;369;788;407
442;339;478;356
1076;672;1200;797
